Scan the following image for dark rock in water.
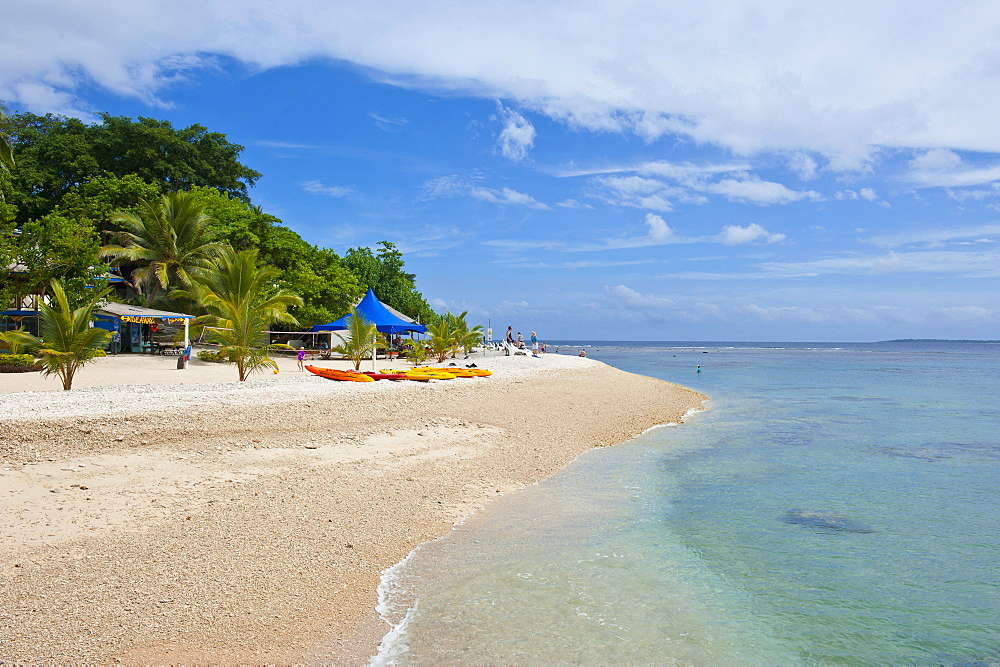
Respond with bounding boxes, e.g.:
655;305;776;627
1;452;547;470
783;509;874;533
882;446;953;461
882;442;1000;462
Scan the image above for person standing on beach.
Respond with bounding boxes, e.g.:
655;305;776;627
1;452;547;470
110;329;121;355
297;348;306;371
530;331;539;357
505;326;514;355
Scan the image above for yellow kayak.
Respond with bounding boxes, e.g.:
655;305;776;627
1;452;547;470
413;366;492;377
380;369;457;380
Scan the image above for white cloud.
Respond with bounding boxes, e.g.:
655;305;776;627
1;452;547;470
590;162;823;211
369;112;408;132
910;148;963;172
788;152;819;180
718;223;786;245
705;177;823;205
470;186;549;209
301;180;354;197
865;224;1000;248
9;3;1000;163
758;248;1000;278
424;175;549;209
556;198;592;209
644;213;673;243
605;285;676;310
494;102;536;161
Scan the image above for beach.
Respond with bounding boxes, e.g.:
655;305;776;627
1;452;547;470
0;350;706;663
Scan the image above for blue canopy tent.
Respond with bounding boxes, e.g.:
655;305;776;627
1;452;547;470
311;289;425;369
312;288;427;335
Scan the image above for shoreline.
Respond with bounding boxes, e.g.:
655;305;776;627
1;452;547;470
0;352;706;663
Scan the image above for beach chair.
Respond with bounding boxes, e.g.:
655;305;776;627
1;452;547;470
503;341;528;356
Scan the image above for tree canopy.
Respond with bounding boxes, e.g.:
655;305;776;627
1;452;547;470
1;111;260;225
1;110;438;330
342;241;434;322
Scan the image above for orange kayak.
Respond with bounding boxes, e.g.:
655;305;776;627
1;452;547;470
305;365;375;382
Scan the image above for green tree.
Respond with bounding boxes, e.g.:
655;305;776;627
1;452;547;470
0;108;14;186
446;311;484;355
32;279;111;390
331;309;380;370
15;211;108;307
425;319;458;363
187;187;363;325
342;241;432;321
101;191;223;305
178;246;302;381
3;112;260;225
55;173;161;237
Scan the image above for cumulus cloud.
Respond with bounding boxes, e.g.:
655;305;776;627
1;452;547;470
301;180;354;197
705;177;822;205
644;213;674;243
8;2;1000;162
494;102;536;161
718;223;786;245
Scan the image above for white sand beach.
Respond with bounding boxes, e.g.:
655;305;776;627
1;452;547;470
0;350;706;663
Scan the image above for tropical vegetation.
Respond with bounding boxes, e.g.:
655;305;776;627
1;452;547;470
0;109;484;375
21;279;110;390
425;319;458;362
174;246;302;381
331;309;381;370
101;191;223;305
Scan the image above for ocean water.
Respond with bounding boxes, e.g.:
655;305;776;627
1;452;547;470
373;341;1000;664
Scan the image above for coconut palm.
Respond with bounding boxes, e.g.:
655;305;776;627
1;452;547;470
31;279;111;390
331;309;380;370
101;191;222;305
0;111;13;174
447;311;484;356
426;319;459;363
0;327;40;355
176;246;302;381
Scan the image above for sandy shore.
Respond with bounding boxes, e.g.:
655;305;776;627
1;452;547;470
0;350;706;663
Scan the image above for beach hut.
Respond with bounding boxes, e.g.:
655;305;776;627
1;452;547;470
96;303;195;354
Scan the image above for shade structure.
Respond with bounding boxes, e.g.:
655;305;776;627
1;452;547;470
311;288;427;334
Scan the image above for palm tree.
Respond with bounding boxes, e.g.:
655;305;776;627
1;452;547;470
426;319;458;363
101;191;222;305
32;279;111;390
331;309;380;370
448;311;484;356
0;110;14;174
177;246;301;381
0;109;14;203
0;327;40;355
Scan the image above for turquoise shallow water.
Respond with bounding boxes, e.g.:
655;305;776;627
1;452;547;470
373;341;1000;664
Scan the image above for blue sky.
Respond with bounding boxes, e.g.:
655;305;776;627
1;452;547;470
4;1;1000;341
